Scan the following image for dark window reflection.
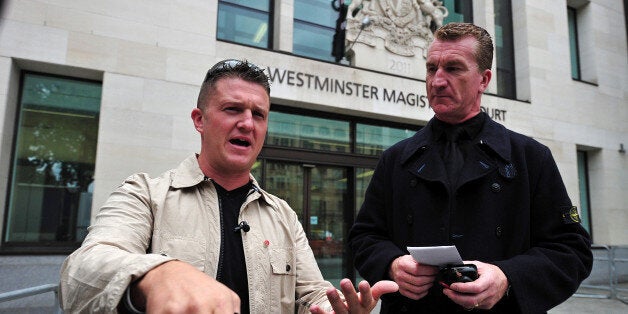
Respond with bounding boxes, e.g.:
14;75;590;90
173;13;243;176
4;73;101;247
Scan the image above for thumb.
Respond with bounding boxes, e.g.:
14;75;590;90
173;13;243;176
370;280;399;300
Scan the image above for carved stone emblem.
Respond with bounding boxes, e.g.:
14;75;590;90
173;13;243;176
346;0;448;57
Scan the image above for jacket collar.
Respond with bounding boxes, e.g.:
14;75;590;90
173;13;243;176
170;154;273;205
400;112;512;165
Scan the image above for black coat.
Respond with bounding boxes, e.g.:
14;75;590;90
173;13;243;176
348;114;593;313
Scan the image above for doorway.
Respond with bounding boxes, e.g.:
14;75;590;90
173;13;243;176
263;161;349;287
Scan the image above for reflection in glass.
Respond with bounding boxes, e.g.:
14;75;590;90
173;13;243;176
293;23;336;62
267;112;350;153
5;73;101;245
263;162;305;223
293;0;337;61
354;167;374;284
356;124;415;156
309;166;347;287
217;0;270;48
442;0;474;24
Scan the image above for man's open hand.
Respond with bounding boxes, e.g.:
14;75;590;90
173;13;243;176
309;278;398;314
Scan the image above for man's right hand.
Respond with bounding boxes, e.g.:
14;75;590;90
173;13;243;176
388;255;439;300
132;260;240;313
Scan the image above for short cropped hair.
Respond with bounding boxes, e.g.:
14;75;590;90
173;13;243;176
433;23;494;72
197;59;271;109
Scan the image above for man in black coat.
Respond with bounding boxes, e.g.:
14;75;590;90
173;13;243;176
348;23;593;313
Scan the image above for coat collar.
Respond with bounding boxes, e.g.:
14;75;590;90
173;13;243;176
400;113;516;186
400;113;512;165
169;154;273;205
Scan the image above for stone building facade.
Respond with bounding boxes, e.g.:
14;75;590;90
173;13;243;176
0;0;626;311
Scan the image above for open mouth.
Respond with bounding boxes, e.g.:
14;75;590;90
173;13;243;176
230;138;251;147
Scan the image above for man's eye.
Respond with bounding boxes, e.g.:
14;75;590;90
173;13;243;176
253;111;266;119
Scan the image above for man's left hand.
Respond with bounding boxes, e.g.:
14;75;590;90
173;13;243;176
442;261;509;311
310;278;398;314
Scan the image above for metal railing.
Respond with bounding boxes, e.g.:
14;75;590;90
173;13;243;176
0;245;626;311
574;244;628;304
0;283;62;313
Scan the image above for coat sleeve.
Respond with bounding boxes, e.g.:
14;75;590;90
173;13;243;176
348;152;407;284
59;174;174;313
492;146;593;313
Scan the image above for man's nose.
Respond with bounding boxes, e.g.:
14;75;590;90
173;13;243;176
237;111;254;130
431;69;447;88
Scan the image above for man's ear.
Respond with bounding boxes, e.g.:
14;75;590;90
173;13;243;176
479;69;492;92
191;108;204;133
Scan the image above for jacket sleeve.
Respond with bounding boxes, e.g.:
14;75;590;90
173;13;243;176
492;146;593;313
59;174;175;313
348;152;407;284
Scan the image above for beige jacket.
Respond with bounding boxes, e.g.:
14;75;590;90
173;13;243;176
60;154;335;313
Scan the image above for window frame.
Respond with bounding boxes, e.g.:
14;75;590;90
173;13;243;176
576;150;593;236
216;0;274;50
292;0;339;62
567;6;582;81
494;0;517;99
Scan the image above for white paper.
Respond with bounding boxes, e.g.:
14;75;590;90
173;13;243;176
407;245;463;267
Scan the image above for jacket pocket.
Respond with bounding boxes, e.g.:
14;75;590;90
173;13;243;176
270;247;296;276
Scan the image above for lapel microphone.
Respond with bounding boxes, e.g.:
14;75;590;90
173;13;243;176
234;221;250;233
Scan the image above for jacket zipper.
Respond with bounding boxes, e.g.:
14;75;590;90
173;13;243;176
216;196;225;281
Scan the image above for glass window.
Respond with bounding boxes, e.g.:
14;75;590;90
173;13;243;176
293;0;337;62
356;124;416;156
442;0;473;24
263;161;305;223
568;7;581;80
494;0;516;99
217;0;271;48
577;151;591;234
267;111;350;153
4;73;101;248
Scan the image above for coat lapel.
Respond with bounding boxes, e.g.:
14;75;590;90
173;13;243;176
401;115;514;188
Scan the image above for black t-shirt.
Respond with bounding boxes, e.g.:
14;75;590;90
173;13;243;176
214;181;252;314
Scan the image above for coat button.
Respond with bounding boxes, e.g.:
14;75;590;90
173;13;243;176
491;182;501;192
406;214;413;225
410;179;417;187
286;264;291;272
495;226;503;238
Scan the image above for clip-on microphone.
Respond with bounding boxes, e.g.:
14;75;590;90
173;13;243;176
234;221;250;233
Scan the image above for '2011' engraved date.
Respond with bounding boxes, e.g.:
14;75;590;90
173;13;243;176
389;59;412;74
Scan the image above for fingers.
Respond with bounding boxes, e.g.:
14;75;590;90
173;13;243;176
340;278;361;309
314;279;399;314
442;287;483;310
369;280;399;300
444;261;509;310
308;304;325;314
356;280;373;308
394;268;436;300
138;261;241;313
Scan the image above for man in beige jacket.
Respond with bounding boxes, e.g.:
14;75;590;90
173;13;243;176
59;59;397;314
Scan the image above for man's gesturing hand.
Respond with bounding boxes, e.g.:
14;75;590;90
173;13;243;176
309;278;398;314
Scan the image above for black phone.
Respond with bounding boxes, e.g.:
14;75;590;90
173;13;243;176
437;264;479;288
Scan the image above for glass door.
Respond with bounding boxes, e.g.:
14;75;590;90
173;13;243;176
308;165;347;287
263;161;348;287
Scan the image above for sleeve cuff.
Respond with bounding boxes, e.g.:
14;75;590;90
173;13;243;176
123;284;145;314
